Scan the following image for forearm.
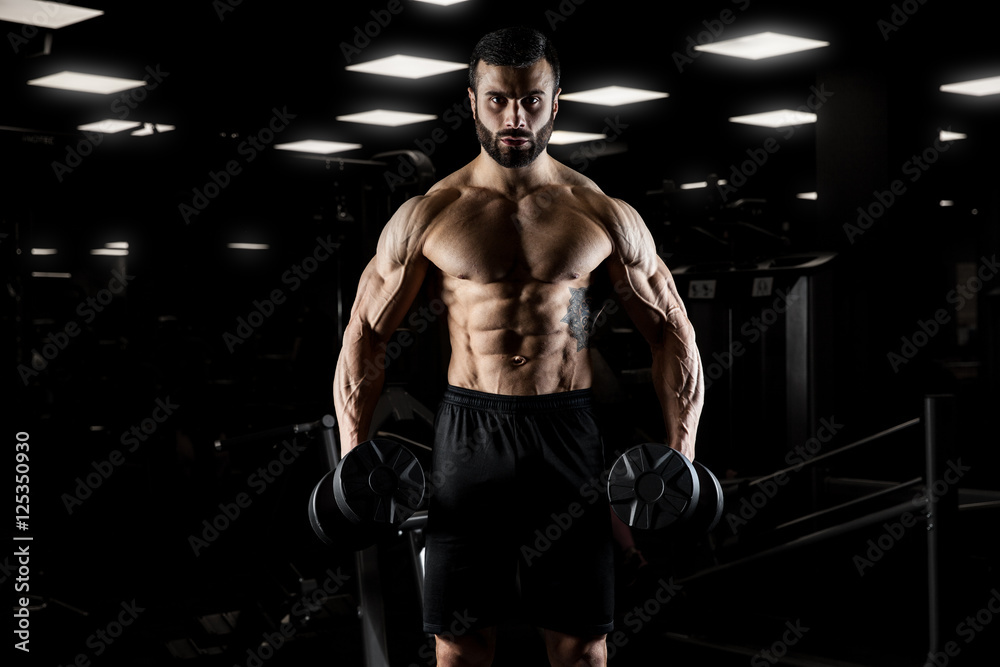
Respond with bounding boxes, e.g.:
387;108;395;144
333;320;385;457
650;323;704;461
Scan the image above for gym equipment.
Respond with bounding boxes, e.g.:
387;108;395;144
608;443;724;532
308;438;426;550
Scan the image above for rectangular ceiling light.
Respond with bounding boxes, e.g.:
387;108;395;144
412;0;469;4
28;71;147;94
227;243;270;250
694;32;829;60
31;272;72;278
131;123;176;136
346;55;467;79
0;1;103;28
939;130;967;141
77;119;142;133
559;85;668;106
939;75;1000;96
797;192;818;200
729;109;817;127
90;248;128;256
31;248;57;255
105;242;129;249
549;130;608;145
274;140;362;154
336;109;438;127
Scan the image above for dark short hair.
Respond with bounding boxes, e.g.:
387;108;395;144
468;26;560;96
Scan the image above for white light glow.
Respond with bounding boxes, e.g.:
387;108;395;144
412;0;469;5
105;242;129;249
31;248;57;255
0;1;103;29
32;272;72;278
90;248;128;256
939;75;1000;97
28;71;147;94
681;182;708;190
559;86;668;106
131;123;176;136
227;243;270;250
939;200;954;207
693;32;829;60
346;55;468;79
77;119;141;133
729;109;817;128
548;130;608;145
274;140;362;155
336;109;438;127
797;192;818;200
939;130;967;142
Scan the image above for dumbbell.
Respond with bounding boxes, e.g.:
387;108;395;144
607;443;724;532
308;438;426;551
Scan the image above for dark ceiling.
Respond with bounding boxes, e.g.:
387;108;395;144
4;0;998;194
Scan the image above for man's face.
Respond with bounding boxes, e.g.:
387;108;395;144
469;60;560;169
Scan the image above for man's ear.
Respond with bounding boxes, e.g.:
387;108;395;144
552;87;561;118
468;87;477;120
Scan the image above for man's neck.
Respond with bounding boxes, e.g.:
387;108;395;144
469;149;559;200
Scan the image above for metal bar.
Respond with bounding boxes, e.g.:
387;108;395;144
924;395;956;658
679;499;924;585
959;501;1000;511
772;477;923;532
750;418;920;487
356;546;389;667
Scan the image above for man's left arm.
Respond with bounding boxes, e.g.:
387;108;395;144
603;199;704;461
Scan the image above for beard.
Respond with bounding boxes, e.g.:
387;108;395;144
475;113;555;169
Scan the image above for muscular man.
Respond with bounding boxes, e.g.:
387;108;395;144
334;26;703;667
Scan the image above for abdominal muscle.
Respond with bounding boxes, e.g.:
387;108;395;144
440;277;595;396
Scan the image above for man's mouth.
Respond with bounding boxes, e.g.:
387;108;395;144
500;137;529;147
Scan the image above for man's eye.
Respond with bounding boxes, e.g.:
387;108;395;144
491;97;505;104
526;97;540;105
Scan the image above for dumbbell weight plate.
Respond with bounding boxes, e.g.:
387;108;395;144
691;459;724;532
333;438;426;527
608;443;701;530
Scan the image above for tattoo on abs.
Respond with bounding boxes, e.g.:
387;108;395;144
561;287;596;352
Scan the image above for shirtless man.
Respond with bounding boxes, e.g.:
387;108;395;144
334;27;703;667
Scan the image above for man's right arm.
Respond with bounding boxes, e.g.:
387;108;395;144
334;195;432;458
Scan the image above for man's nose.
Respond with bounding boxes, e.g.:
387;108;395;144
504;101;525;128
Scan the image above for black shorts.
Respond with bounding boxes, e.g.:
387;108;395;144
422;385;614;638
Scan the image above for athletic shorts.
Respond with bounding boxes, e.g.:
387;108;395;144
422;385;615;638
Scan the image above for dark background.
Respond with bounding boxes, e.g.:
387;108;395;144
3;0;998;665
